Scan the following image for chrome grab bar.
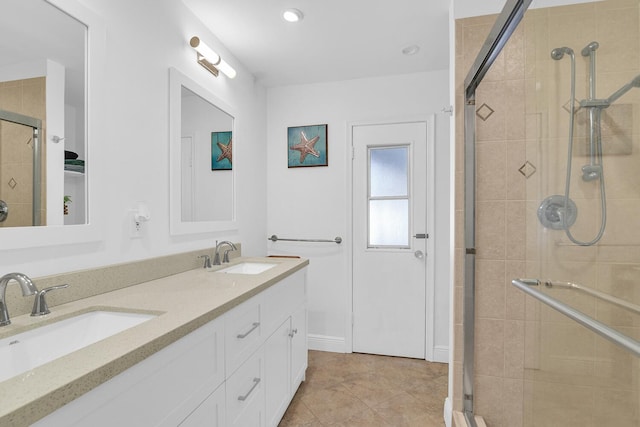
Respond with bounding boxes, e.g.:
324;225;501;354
541;280;640;315
268;234;342;244
512;279;640;358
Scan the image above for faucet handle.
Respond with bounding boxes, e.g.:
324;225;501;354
198;255;212;269
31;284;69;317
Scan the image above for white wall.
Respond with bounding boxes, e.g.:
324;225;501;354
266;71;451;357
1;0;267;275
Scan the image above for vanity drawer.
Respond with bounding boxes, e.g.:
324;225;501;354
226;348;265;427
225;295;264;375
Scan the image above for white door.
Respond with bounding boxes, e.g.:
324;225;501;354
352;121;428;359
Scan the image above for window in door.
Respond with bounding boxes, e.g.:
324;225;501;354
368;146;410;248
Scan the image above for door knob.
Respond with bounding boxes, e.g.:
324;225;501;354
414;250;424;259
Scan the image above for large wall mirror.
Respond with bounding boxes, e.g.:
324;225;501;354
0;0;104;250
0;0;87;228
169;67;237;235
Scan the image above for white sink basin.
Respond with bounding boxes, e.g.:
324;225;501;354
0;310;156;383
216;262;277;275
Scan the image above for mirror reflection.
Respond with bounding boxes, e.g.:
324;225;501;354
0;0;87;227
180;86;234;222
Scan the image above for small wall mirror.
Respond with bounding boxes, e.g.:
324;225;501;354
169;67;237;235
0;0;87;228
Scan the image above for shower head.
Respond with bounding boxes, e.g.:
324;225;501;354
551;47;574;60
581;41;599;57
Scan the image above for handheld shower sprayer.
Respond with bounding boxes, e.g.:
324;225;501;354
541;44;607;246
550;46;574;60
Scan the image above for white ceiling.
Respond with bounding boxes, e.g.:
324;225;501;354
182;0;451;87
1;0;85;108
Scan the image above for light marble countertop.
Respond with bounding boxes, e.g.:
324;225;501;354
0;256;308;426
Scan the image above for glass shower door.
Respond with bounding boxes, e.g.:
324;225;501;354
524;0;640;425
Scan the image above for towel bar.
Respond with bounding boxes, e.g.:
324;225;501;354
268;234;342;244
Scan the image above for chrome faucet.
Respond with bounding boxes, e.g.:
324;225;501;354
213;241;237;265
31;284;69;317
0;273;38;326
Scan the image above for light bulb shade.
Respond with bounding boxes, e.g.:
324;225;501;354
216;59;237;79
190;36;220;64
189;36;236;79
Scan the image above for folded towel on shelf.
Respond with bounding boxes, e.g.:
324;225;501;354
64;159;85;173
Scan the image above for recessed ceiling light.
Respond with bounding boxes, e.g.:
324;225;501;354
283;8;304;23
402;45;420;56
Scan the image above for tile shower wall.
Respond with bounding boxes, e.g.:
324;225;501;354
0;77;46;227
455;1;640;426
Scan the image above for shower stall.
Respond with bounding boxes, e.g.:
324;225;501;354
456;0;640;425
0;109;43;227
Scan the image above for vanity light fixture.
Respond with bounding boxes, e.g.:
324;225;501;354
189;36;237;79
283;8;304;23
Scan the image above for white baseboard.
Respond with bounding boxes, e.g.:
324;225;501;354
432;345;449;363
308;334;347;353
444;397;452;427
308;336;449;361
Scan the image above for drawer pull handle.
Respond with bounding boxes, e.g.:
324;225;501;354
237;377;261;401
237;322;260;339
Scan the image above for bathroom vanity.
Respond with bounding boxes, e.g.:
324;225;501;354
0;257;308;426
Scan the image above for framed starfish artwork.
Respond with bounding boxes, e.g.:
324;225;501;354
287;124;328;168
211;131;232;170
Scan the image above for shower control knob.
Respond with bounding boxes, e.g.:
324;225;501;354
0;200;7;223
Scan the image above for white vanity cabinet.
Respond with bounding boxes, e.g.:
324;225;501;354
34;315;226;427
34;266;307;427
263;271;308;427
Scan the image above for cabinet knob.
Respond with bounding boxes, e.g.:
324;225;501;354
288;328;298;338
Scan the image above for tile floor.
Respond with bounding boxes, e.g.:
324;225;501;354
279;350;448;426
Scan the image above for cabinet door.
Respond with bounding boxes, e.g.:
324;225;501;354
291;306;307;393
265;318;291;427
179;383;225;427
226;348;265;427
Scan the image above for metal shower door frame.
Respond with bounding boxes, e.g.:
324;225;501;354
0;109;43;226
461;0;532;425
